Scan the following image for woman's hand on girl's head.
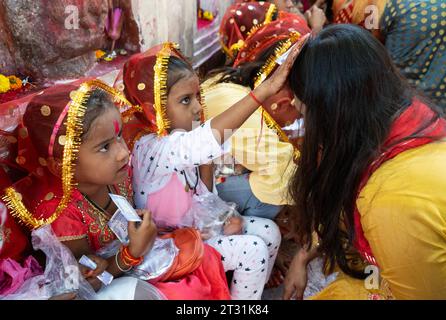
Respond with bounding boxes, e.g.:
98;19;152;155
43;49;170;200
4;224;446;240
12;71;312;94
128;209;157;258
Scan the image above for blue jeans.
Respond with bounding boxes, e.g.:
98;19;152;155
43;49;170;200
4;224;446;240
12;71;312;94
216;173;282;219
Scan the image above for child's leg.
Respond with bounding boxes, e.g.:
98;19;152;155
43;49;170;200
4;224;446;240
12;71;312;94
242;216;281;281
206;235;269;300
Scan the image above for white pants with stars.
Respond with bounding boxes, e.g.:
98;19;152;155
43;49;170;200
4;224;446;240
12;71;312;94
205;216;281;300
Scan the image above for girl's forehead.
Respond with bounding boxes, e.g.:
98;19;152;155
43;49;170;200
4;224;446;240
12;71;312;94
83;108;121;141
171;74;200;91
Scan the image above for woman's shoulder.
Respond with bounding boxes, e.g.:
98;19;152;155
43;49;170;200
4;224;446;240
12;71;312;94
358;139;446;219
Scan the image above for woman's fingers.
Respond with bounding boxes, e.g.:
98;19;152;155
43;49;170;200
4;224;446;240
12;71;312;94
314;0;326;8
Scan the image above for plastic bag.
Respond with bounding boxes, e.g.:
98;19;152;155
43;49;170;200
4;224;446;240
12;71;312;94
1;225;97;300
96;238;178;284
181;191;243;238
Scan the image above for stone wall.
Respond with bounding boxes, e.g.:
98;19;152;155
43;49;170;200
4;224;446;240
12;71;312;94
0;0;234;81
0;0;108;80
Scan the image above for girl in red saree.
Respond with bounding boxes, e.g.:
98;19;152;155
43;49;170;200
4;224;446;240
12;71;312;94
2;80;230;300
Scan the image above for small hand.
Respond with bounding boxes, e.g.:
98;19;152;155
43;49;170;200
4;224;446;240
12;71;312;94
282;253;309;300
256;37;306;100
223;216;243;236
305;5;327;32
79;255;109;292
128;209;157;257
84;255;108;278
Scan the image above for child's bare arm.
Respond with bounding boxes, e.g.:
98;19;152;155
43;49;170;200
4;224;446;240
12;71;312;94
210;43;302;144
199;163;214;192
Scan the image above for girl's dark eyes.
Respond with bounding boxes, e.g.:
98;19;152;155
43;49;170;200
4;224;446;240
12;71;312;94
180;96;191;105
99;143;110;153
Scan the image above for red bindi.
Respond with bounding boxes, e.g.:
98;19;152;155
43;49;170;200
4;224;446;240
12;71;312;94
113;120;120;135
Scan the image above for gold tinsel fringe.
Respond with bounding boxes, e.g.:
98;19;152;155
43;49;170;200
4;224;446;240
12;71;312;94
264;4;277;24
2;80;126;230
199;86;209;122
154;43;179;136
252;35;302;146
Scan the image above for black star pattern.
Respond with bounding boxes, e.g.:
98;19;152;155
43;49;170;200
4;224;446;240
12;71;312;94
233;280;237;284
149;156;154;161
261;269;265;272
239;262;243;267
140;191;145;195
229;238;234;242
267;243;272;247
253;290;257;294
208;155;213;159
245;286;248;289
274;246;278;250
217;239;223;245
174;168;178;172
166;166;169;169
244;230;248;234
243;251;246;255
261;259;266;264
250;219;255;223
253;241;258;246
221;256;225;261
245;268;251;271
264;225;270;229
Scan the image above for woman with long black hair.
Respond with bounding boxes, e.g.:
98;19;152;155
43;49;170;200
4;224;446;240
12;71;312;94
283;24;446;300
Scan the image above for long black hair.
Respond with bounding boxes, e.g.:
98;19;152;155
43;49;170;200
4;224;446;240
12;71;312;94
287;24;443;278
205;41;282;89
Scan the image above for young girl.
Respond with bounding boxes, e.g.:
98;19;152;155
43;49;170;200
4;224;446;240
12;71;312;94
118;42;300;299
2;80;230;300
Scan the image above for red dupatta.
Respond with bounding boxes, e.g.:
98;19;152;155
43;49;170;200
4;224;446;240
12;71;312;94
353;99;446;265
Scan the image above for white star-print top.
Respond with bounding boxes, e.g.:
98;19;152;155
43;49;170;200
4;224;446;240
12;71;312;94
132;120;231;210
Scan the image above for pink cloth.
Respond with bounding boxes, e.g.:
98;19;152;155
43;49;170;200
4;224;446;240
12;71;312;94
147;174;193;228
0;256;43;296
